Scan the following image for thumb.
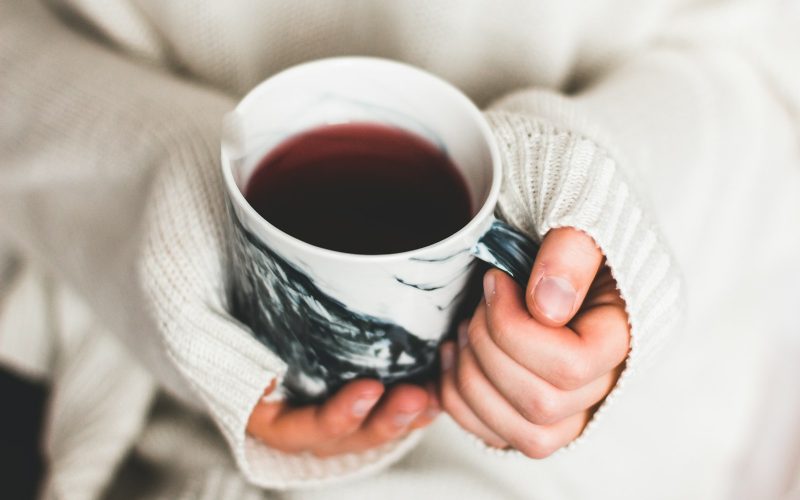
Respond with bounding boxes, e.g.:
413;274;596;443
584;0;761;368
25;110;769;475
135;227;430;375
525;227;603;327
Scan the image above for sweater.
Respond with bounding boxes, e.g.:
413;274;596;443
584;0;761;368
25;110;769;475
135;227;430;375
1;0;799;498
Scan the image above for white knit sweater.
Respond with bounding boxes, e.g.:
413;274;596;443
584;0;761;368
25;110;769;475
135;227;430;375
1;0;799;498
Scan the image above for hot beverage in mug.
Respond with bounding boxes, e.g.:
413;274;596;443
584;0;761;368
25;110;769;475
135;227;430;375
222;58;538;404
244;122;472;255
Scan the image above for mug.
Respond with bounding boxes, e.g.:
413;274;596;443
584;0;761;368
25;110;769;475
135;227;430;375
221;57;538;404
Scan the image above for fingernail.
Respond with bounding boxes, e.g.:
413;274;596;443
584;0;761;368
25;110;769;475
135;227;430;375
394;410;421;428
483;272;496;305
533;276;576;323
440;344;454;372
458;322;469;350
351;395;380;417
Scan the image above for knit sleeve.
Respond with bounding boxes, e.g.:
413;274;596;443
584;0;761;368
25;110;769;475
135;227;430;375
473;1;800;452
479;110;683;453
0;0;420;489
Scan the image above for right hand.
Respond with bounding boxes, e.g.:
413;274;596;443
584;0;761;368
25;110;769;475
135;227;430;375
247;379;439;458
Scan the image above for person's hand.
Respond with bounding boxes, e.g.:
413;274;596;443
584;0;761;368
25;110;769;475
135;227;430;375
247;379;439;458
439;227;630;458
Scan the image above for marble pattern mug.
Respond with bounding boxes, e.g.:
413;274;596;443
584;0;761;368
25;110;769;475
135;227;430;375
221;57;538;404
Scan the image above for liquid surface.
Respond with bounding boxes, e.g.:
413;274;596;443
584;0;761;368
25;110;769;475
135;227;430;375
245;123;472;254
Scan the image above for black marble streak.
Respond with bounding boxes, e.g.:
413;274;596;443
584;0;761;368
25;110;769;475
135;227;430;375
473;219;540;288
227;206;538;405
227;212;439;405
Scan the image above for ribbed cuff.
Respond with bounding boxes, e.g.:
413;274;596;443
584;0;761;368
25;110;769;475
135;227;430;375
240;430;425;490
138;117;424;489
146;294;424;490
473;109;684;454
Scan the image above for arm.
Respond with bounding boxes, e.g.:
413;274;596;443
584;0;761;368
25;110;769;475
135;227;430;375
442;1;800;453
0;0;431;488
494;1;800;274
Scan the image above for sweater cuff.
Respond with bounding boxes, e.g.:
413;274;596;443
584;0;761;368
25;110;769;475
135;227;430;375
137;122;422;489
152;302;423;490
239;430;424;490
143;297;423;491
474;109;684;454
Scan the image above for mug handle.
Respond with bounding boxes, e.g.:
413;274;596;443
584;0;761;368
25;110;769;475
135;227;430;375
471;218;539;288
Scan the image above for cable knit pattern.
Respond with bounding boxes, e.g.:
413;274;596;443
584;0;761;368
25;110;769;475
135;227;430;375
3;0;800;498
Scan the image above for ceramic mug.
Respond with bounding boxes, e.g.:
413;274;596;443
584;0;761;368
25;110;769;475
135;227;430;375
221;57;538;404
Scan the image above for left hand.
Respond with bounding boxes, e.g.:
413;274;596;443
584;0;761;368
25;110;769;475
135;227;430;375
248;379;439;458
439;227;630;458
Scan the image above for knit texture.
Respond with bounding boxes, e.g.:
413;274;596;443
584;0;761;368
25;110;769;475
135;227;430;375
490;112;683;367
0;0;422;490
39;289;156;500
480;111;683;455
2;0;800;498
134;68;425;490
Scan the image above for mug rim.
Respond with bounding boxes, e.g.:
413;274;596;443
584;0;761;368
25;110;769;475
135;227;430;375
221;56;502;263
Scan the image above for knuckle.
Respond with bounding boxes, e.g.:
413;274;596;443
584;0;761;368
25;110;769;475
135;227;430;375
466;321;486;350
520;391;561;425
368;424;400;446
440;379;459;413
367;415;405;444
441;388;457;414
511;430;555;460
553;354;591;390
321;415;354;439
561;228;601;261
486;317;513;349
574;239;601;263
455;359;477;399
611;328;633;361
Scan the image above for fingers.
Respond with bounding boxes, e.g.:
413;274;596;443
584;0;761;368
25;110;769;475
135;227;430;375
248;378;384;453
454;339;590;458
409;381;441;430
483;270;629;390
436;227;628;456
439;341;509;449
311;383;433;457
360;383;428;438
524;227;604;326
464;311;618;425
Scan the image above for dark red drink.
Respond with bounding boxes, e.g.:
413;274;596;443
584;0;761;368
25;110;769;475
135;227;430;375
245;122;472;255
